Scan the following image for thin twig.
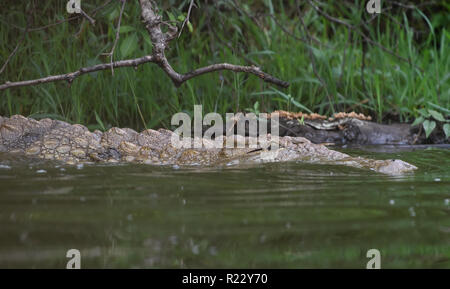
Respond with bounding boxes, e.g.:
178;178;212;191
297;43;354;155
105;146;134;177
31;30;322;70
73;6;97;37
230;0;264;31
102;0;127;75
178;0;195;38
79;8;96;26
386;0;437;9
0;3;33;75
0;24;30;75
4;0;112;33
307;0;353;28
268;14;324;47
359;31;415;67
73;18;86;38
28;16;79;32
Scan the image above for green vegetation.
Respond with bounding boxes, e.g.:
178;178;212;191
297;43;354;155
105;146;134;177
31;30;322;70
0;0;448;131
412;107;450;138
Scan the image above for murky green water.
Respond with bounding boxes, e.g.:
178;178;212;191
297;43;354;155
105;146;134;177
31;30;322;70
0;146;449;268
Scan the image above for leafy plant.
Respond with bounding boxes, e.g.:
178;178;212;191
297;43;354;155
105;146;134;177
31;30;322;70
412;108;450;138
270;87;313;114
245;101;260;115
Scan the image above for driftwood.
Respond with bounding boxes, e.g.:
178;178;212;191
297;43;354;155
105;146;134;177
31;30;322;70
278;118;414;145
204;116;449;145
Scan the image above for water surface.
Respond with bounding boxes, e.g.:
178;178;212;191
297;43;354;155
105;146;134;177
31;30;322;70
0;146;449;268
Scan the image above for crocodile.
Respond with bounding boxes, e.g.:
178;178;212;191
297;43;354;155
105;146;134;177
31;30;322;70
0;115;417;175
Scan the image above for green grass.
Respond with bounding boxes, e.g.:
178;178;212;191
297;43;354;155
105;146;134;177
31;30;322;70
0;0;448;131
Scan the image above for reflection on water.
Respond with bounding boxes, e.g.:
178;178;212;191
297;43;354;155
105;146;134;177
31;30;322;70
0;147;449;268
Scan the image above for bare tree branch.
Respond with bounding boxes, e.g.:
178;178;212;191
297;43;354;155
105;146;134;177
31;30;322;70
141;0;288;87
180;63;289;87
0;56;155;90
0;0;289;91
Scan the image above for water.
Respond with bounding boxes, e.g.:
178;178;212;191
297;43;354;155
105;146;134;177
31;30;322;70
0;147;449;268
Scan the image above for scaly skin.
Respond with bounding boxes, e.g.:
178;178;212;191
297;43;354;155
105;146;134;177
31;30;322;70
0;115;417;174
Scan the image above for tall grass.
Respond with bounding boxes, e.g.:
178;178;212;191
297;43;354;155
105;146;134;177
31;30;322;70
0;0;448;131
